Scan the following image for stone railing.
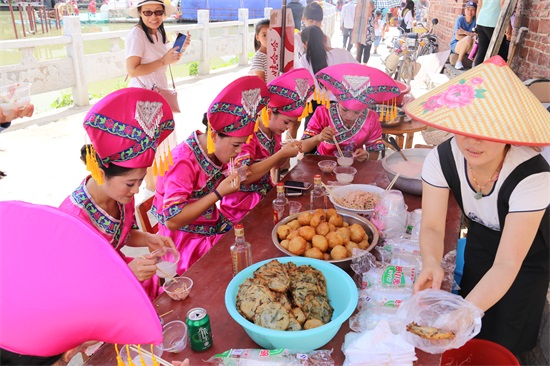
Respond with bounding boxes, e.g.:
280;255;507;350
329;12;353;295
0;5;335;107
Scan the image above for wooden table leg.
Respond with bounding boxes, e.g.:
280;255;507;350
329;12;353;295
395;134;405;149
405;133;415;149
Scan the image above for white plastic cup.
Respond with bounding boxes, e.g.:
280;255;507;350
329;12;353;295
0;83;31;115
289;201;302;215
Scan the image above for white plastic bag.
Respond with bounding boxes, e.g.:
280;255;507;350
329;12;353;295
394;289;483;354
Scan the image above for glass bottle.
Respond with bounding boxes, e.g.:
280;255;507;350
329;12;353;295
310;174;327;210
230;224;252;276
272;182;289;224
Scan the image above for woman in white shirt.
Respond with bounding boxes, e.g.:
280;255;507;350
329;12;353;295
125;0;191;90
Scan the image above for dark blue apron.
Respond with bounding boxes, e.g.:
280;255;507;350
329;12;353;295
438;139;549;354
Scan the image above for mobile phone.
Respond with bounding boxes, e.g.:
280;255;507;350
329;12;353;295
172;33;187;52
286;188;303;197
283;181;312;190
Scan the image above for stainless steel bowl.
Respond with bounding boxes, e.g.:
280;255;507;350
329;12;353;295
381;148;430;196
271;211;379;270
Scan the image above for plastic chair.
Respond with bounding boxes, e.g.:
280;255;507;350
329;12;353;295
454;237;466;287
136;196;158;234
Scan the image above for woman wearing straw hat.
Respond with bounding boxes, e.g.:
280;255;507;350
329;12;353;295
220;69;313;224
410;56;550;355
152;76;269;274
60;88;176;300
301;63;399;161
125;0;190;92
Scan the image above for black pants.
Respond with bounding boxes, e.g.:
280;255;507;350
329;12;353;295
474;24;508;66
356;43;372;64
342;28;353;51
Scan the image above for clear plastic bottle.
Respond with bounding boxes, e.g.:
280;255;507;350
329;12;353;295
230;223;252;276
272;182;289;224
310;174;327;211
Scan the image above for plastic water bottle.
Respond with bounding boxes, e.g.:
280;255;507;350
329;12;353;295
468;42;478;61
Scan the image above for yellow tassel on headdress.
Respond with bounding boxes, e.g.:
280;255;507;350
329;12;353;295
167;142;173;166
313;87;319;103
151;344;159;366
380;101;386;122
308;100;313;113
137;345;147;366
206;122;215;154
152;158;158;176
115;344;125;366
262;107;269;128
164;151;169;172
85;144;92;172
86;144;104;185
158;155;165;176
126;345;136;366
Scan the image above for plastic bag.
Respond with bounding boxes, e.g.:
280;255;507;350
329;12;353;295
394;289;483;354
205;349;334;365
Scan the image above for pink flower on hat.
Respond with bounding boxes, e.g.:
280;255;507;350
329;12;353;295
423;95;443;112
437;83;476;108
470;76;484;85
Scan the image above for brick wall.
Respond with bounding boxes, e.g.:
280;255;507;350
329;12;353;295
427;0;550;80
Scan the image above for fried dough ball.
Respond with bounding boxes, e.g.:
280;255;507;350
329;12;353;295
286;230;299;241
305;247;324;260
298;226;316;241
298;212;313;226
349;223;367;242
345;241;359;256
306;242;312;251
313;209;326;216
323;253;332;261
287;219;301;231
292;307;306;324
310;211;326;227
311;235;329;252
288;236;307;255
280;239;289;250
326;231;344;249
316;222;330;236
304;318;324;330
358;239;370;250
325;208;337;219
277;224;292;240
328;214;344;227
331;245;348;260
343;221;349;227
329;223;337;232
336;227;351;244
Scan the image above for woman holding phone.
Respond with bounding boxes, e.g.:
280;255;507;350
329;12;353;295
125;0;191;91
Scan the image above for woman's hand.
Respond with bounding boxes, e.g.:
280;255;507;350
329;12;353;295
317;127;335;143
128;256;157;281
180;31;192;53
216;172;241;196
413;263;444;293
145;233;176;253
0;104;34;124
161;47;183;66
353;148;369;162
279;140;302;158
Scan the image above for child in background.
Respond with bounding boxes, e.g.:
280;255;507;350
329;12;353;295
250;19;270;83
373;9;384;54
301;63;399;161
153;76;269;274
220;68;314;224
60;88;176;300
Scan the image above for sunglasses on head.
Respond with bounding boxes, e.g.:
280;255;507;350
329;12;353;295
141;9;164;16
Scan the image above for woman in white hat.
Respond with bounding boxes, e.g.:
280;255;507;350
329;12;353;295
410;56;550;356
125;0;191;91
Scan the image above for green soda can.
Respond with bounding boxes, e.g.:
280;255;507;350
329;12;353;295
186;307;213;351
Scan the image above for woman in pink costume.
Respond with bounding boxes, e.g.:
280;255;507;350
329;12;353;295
60;88;176;300
153;76;269;274
301;63;399;161
220;68;314;224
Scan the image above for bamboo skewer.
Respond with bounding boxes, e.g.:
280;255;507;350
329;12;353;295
129;346;172;366
386;173;401;191
332;136;344;158
159;309;174;318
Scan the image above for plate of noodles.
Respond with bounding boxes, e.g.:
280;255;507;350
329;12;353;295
328;184;384;219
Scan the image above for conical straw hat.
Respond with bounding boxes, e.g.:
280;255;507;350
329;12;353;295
404;56;550;146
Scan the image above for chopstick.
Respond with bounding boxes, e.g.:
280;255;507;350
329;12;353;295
129;346;172;366
332;136;344;158
386;173;400;191
156;267;178;283
320;181;347;207
229;157;235;188
159;309;174;318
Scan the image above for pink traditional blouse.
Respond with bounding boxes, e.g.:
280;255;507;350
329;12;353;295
152;131;232;274
59;177;158;300
302;103;384;156
220;128;281;224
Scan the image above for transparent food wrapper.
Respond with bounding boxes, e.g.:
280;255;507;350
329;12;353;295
206;349;334;365
351;250;417;289
394;289;484;354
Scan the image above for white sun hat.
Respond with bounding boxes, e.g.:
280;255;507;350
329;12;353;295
127;0;176;18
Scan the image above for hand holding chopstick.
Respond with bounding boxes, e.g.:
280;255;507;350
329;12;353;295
332;136;344;158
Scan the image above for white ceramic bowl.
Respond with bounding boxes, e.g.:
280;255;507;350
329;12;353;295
333;166;357;184
328;184;385;219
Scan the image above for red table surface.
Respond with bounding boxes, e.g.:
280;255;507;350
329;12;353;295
86;155;461;365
